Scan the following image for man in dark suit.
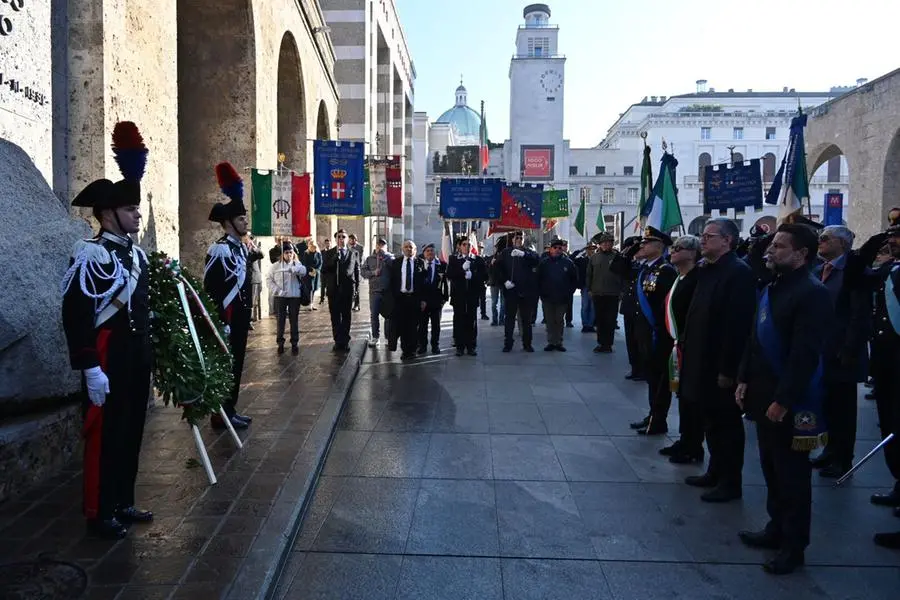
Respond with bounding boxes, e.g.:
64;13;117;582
418;243;448;354
321;229;359;351
497;230;540;352
390;239;426;359
447;235;487;356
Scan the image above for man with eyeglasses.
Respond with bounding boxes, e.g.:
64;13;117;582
680;218;757;503
321;229;360;351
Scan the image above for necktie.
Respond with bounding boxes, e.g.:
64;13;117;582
821;262;833;282
406;258;413;292
428;261;434;283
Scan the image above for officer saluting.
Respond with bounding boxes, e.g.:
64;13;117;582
204;162;262;430
61;121;153;539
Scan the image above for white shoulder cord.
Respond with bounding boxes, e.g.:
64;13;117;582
60;252;126;314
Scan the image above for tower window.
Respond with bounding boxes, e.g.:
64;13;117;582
569;166;578;176
527;37;550;57
623;166;634;176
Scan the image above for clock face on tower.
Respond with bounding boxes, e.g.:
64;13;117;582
540;69;563;94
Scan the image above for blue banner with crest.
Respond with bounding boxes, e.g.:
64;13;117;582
314;140;365;216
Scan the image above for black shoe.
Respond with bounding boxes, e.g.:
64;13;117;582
581;326;595;333
456;348;464;357
502;345;512;353
116;506;154;524
809;454;832;469
818;463;850;478
467;348;478;356
523;345;535;353
417;346;427;355
481;315;490;321
763;550;805;575
629;416;650;430
701;486;742;503
291;345;299;355
659;441;683;456
637;422;668;436
211;414;249;430
685;473;718;488
593;345;604;353
491;320;498;326
87;518;128;540
566;322;574;328
738;529;781;550
669;450;704;465
387;344;398;352
234;413;253;423
544;344;556;352
874;531;900;549
871;491;900;507
557;346;567;352
277;344;285;355
432;346;440;355
401;353;415;360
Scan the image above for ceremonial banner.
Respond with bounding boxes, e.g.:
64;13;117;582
386;156;403;218
766;111;810;223
314;140;365;215
542;189;569;219
642;153;683;233
824;192;843;225
368;162;388;216
703;159;763;215
250;170;311;236
488;183;544;234
439;178;503;220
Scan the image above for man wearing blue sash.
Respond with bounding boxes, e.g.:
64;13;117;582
736;223;833;575
632;227;677;435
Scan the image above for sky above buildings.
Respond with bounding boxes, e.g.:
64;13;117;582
394;0;894;148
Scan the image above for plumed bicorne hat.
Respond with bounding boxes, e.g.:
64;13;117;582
72;122;148;210
208;162;247;222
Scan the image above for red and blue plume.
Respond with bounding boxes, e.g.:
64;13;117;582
111;121;148;182
215;162;244;202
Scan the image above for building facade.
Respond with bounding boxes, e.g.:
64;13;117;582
321;0;416;251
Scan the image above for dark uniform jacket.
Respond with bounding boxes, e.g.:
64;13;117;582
204;235;261;325
389;255;426;303
321;246;360;297
679;251;757;401
447;254;487;307
670;267;700;335
634;256;678;347
496;247;540;298
420;258;449;309
537;255;578;304
738;267;833;419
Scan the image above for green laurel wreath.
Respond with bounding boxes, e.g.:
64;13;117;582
148;251;233;425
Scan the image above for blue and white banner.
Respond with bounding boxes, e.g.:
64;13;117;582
314;140;365;216
823;192;843;225
439;178;503;220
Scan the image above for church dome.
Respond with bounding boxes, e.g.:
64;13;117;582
435;80;487;140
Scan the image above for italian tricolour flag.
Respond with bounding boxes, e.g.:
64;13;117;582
251;169;311;236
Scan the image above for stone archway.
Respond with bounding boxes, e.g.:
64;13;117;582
883;128;900;223
687;216;709;236
278;32;307;172
177;0;256;270
317;101;331;140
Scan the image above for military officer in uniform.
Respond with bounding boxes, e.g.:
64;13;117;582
631;227;678;435
418;242;449;354
61;121;154;539
447;235;487;356
204;162;262;430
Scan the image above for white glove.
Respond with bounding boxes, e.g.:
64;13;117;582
504;280;515;290
84;367;109;407
462;260;471;271
511;249;525;258
223;324;231;336
465;271;472;280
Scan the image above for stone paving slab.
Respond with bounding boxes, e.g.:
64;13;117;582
0;296;370;600
275;297;900;600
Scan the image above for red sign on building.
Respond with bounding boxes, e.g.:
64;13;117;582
520;145;554;180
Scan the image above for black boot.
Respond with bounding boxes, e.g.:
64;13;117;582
669;448;704;465
738;529;781;550
684;472;718;488
277;343;285;355
629;416;650;430
659;441;683;456
874;531;900;549
291;345;299;355
87;517;128;540
116;506;154;524
763;550;805;575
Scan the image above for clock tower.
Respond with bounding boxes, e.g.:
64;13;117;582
508;4;565;185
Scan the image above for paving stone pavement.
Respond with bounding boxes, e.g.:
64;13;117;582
0;295;371;600
276;296;900;600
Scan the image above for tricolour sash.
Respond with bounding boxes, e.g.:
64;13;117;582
886;264;900;336
756;287;828;451
664;275;682;392
95;245;141;328
635;268;656;347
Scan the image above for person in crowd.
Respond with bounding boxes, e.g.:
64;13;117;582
319;237;331;305
559;239;575;328
740;225;775;289
866;242;895;402
303;239;323;311
538;238;578;351
497;231;540;353
348;233;363;311
619;236;644;377
488;235;509;327
205;162;262;431
269;238;283;264
266;240;308;355
587;232;626;353
321;229;359;352
809;225;871;478
61;121;154;539
389;240;425;360
573;243;596;333
418;243;449;354
889;207;900;227
478;242;489;321
680;217;757;503
249;234;263;323
631;227;677;435
360;238;393;347
736;223;832;575
659;235;704;463
447;235;487;356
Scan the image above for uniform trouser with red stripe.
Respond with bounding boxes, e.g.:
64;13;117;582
82;328;151;520
226;307;252;417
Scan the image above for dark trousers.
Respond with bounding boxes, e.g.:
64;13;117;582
328;290;353;347
419;306;442;349
226;309;251;417
639;333;673;426
623;313;641;372
82;329;151;520
592;296;619;347
396;295;420;354
565;295;574;325
543;301;567;346
504;293;534;348
821;380;858;466
275;296;301;347
703;385;745;488
479;285;487;317
678;394;705;453
757;418;812;552
872;339;900;481
452;300;478;350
